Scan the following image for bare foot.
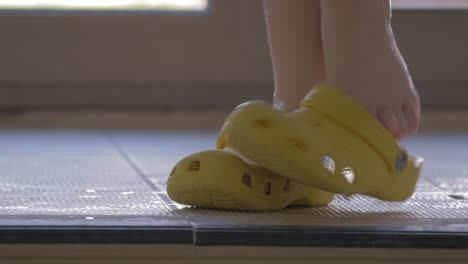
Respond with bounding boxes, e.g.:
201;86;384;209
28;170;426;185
321;0;420;139
263;0;324;112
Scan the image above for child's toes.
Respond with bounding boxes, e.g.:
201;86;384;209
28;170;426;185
377;109;400;138
379;108;414;139
403;101;420;136
395;110;409;139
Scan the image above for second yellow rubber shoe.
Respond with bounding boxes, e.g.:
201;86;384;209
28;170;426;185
167;149;334;211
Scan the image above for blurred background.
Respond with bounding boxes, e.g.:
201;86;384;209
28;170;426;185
0;0;467;112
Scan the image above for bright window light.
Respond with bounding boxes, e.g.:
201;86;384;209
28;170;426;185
392;0;468;9
0;0;208;11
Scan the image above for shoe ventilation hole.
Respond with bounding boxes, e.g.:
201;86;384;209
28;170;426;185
289;137;307;152
341;167;355;184
283;179;290;192
321;156;335;174
242;173;252;188
264;182;272;195
188;160;200;171
254;118;271;128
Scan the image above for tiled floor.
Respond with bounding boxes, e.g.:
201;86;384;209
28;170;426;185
0;111;467;239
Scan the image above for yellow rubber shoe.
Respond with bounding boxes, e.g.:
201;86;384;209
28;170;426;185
217;84;424;201
166;150;334;211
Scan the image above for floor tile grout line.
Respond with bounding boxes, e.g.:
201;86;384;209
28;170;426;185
104;131;159;191
103;133;198;245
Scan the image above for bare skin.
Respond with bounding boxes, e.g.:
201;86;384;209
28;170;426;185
263;0;420;139
263;0;324;112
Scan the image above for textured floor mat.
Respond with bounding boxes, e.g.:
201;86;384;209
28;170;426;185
0;130;467;227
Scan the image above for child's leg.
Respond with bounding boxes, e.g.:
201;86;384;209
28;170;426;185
263;0;324;112
321;0;420;139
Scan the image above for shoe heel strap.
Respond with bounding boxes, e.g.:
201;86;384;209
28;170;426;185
300;84;407;174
